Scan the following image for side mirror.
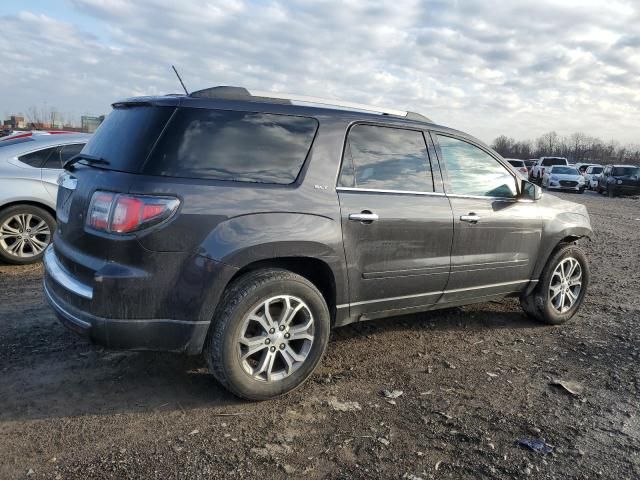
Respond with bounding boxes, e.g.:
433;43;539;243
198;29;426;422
520;179;542;201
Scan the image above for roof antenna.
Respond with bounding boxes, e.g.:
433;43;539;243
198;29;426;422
171;65;189;95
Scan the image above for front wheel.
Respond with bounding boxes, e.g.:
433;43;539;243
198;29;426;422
520;244;589;325
205;269;331;400
607;185;616;198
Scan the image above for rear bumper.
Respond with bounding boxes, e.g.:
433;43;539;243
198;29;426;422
42;244;236;354
44;277;210;353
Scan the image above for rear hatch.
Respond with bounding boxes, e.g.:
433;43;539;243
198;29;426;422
55;99;319;266
55;104;175;268
612;166;640;186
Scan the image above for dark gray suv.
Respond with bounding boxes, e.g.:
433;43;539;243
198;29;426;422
44;87;592;400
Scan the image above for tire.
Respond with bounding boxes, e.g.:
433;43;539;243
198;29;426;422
520;244;590;325
0;204;55;265
205;269;331;400
607;185;615;198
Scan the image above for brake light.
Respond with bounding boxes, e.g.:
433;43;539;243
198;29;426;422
87;191;180;233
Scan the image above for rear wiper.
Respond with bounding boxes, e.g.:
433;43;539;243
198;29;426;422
64;153;110;170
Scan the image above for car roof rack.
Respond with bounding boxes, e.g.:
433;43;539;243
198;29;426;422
189;86;432;123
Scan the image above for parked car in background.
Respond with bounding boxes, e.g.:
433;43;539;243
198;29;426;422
541;165;586;193
506;159;528;177
0;131;90;264
597;165;640;197
575;163;599;175
531;157;568;183
524;159;538;171
584;165;603;190
44;86;592;400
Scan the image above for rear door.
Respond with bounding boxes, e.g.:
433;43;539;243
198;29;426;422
431;133;542;303
337;123;453;320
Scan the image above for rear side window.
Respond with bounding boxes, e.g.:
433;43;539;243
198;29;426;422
18;147;56;168
42;143;85;169
82;106;174;172
339;124;433;192
144;109;318;184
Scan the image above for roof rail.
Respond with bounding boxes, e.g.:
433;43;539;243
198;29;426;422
189;86;432;123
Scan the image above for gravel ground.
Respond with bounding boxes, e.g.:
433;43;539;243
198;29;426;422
0;191;639;479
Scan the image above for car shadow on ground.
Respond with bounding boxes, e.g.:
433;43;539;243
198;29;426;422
331;302;543;343
0;301;541;423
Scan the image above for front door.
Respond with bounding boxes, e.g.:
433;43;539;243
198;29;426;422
431;133;542;304
337;123;453;320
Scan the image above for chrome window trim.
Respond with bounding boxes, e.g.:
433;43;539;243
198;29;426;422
336;186;445;197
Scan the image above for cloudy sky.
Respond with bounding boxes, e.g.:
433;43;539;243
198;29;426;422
1;0;638;144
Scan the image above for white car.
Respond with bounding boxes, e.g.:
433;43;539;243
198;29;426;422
541;165;586;193
0;131;91;264
583;165;603;190
530;156;569;183
505;158;528;178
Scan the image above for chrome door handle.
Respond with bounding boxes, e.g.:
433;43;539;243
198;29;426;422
349;212;379;222
460;214;481;223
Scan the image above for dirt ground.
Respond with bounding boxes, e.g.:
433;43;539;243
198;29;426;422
0;191;638;479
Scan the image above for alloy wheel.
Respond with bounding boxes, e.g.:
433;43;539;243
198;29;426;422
0;213;51;258
238;295;314;382
549;257;582;313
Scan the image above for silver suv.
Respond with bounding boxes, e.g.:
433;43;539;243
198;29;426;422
0;132;90;264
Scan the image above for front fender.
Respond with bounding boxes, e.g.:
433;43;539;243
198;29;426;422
529;210;592;286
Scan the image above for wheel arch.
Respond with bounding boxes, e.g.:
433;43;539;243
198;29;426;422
524;231;590;297
228;257;338;324
0;199;56;220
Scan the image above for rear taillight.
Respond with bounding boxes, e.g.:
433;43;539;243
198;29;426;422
87;191;180;234
520;167;528;174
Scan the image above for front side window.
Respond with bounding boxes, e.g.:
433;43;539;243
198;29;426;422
436;135;517;198
145;109;318;184
339;124;433;192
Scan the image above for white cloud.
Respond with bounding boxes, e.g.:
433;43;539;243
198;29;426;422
0;0;638;144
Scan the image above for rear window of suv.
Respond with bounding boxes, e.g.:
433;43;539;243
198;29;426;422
144;108;318;184
612;166;639;176
82;106;174;172
541;158;567;166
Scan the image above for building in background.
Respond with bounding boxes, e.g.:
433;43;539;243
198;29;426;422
81;115;105;133
3;115;26;129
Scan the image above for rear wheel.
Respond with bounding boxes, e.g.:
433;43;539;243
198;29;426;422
520;244;589;325
205;269;331;400
0;205;55;265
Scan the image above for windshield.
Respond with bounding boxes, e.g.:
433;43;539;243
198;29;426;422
508;160;524;166
551;167;579;175
612;166;639;177
542;158;567;166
